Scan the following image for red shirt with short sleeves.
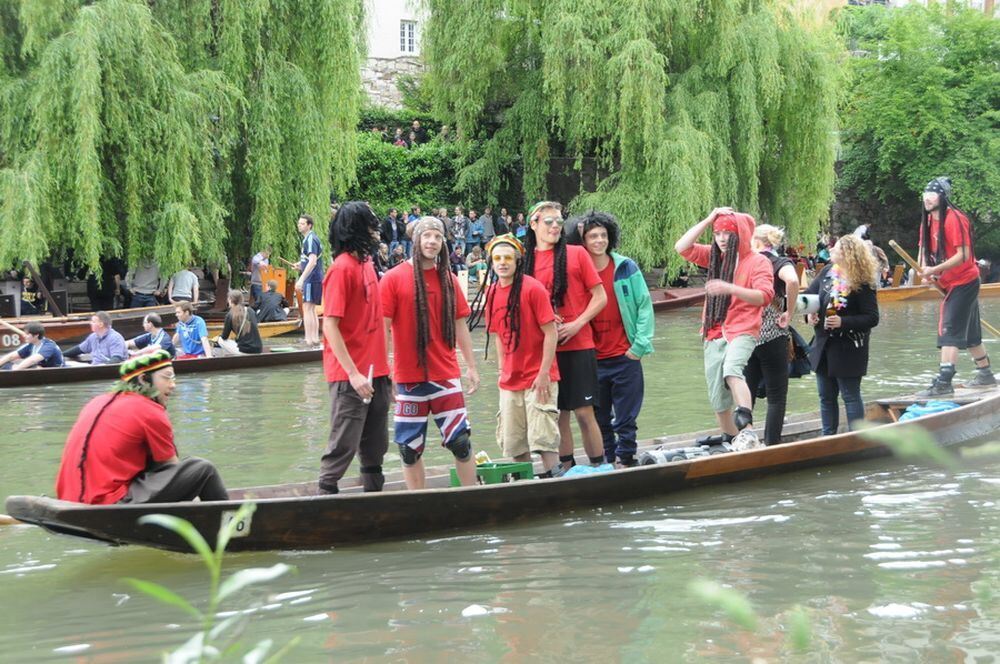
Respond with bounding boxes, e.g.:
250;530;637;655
381;261;472;383
322;253;390;382
487;275;561;391
922;208;979;290
56;392;176;504
592;261;633;359
531;245;602;352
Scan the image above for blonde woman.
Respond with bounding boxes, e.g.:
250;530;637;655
803;235;880;435
744;225;799;445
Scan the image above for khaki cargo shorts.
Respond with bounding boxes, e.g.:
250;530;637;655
704;334;757;412
496;383;560;458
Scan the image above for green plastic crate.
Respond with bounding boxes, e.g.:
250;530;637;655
449;461;535;487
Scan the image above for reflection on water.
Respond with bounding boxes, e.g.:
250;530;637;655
1;303;998;660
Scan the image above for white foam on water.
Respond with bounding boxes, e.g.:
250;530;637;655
613;514;790;533
53;644;90;654
877;560;948;570
272;589;315;601
461;604;489;617
303;613;328;622
862;489;959;505
0;564;56;575
867;603;923;619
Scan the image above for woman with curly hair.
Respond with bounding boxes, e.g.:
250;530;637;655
803;234;880;435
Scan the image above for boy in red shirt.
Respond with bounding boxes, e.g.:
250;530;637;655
382;217;481;489
485;235;562;475
918;177;994;395
318;202;392;494
56;350;228;504
523;201;607;469
675;207;774;450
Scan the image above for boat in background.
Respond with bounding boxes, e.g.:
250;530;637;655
0;304;178;352
650;287;705;312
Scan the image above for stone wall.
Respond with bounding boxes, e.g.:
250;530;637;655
361;56;424;109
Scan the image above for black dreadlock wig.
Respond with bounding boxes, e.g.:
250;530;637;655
565;210;621;252
523;214;568;309
413;234;456;378
920;188;971;267
703;232;739;336
484;257;526;357
331;201;381;259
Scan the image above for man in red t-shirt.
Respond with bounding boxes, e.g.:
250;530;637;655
917;177;994;396
318;202;392;494
382;217;481;490
485;234;562;475
570;211;656;467
56;350;228;504
523;201;607;470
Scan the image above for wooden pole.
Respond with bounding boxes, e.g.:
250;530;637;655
889;239;1000;339
21;260;64;317
0;317;27;337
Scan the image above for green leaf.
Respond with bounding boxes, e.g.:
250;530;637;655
217;564;295;603
262;635;301;664
138;514;215;570
687;578;758;632
122;578;202;620
858;422;961;471
786;605;812;653
242;639;273;664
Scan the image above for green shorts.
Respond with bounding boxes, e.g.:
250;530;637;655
704;334;757;412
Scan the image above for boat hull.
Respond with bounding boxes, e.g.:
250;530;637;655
878;281;1000;303
0;349;320;389
0;304;178;351
650;287;705;311
8;389;999;552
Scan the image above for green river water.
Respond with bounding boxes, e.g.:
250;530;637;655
1;302;998;662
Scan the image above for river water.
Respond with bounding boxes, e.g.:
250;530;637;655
1;302;997;661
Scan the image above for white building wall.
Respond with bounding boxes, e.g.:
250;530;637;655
362;0;427;108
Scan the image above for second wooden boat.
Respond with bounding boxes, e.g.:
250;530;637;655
649;287;705;312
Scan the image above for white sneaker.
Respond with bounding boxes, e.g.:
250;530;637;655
730;429;764;452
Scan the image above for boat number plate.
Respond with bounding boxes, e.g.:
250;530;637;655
221;510;252;538
1;334;20;349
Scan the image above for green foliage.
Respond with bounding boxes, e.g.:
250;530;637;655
124;503;298;663
836;3;1000;220
858;421;961;471
422;0;841;273
348;132;467;214
0;0;363;276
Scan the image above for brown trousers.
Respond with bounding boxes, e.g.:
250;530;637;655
318;377;392;493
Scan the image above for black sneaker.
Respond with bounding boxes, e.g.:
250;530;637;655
917;378;954;397
966;370;998;388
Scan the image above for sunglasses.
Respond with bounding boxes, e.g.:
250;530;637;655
491;254;516;264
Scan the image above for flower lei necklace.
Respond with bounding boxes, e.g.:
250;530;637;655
828;264;851;311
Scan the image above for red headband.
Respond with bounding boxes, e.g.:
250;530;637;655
713;215;739;235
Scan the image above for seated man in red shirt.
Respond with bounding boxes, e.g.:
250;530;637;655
917;177;995;396
55;349;228;504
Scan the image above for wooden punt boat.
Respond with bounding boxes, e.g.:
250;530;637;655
202;319;302;339
649;287;705;312
0;348;320;389
0;304;178;351
877;281;1000;303
7;387;998;552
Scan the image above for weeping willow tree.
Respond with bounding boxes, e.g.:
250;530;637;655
0;0;363;277
422;0;842;273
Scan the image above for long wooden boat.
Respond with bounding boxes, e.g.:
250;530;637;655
650;287;705;312
202;319;302;339
7;387;998;552
878;281;1000;303
0;348;320;389
0;304;178;351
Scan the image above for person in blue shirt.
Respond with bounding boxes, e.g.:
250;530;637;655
127;313;176;358
63;312;128;365
0;323;64;370
172;301;212;359
295;214;324;347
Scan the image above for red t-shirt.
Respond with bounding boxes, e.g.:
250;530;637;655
530;245;603;352
321;253;390;382
381;261;472;383
592;261;632;359
487;275;561;391
922;208;978;290
56;392;176;504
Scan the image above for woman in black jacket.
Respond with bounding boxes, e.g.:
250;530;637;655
804;234;880;435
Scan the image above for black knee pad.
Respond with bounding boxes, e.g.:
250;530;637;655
444;432;472;461
398;446;423;466
734;406;753;431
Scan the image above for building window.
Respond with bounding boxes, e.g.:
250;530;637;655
400;20;416;54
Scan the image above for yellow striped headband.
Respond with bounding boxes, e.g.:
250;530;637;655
120;349;173;382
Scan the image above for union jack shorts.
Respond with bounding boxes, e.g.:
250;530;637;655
393;379;470;454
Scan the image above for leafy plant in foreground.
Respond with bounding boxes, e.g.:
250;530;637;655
123;503;297;663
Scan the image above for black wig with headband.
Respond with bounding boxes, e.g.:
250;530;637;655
920;177;970;266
